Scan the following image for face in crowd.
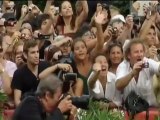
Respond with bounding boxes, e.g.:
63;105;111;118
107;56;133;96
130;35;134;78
60;1;73;17
95;55;108;76
73;40;88;61
109;44;123;66
25;45;39;65
128;43;145;65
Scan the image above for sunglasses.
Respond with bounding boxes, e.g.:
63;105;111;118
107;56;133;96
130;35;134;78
6;6;15;11
0;48;3;52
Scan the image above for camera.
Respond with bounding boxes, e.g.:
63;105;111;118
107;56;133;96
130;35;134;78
38;33;50;40
62;94;90;110
142;62;149;68
112;27;117;35
71;95;89;109
62;73;77;93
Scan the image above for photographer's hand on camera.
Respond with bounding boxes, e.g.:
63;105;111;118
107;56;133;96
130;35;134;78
58;95;73;113
132;61;144;76
57;63;72;72
104;26;113;42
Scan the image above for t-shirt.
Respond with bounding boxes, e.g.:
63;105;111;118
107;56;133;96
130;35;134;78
0;60;17;90
11;61;50;97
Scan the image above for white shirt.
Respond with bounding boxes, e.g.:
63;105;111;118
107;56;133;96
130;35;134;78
116;57;160;106
88;71;122;106
0;60;17;90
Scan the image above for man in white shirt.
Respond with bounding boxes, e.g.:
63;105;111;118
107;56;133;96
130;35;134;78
116;39;160;107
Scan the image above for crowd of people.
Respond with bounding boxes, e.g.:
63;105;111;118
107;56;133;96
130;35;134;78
0;0;160;119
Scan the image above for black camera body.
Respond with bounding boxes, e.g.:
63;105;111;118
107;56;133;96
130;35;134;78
71;95;89;109
142;62;149;68
62;73;77;94
112;27;118;35
38;33;50;40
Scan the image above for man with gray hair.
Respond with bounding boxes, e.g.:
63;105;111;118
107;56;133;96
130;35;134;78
13;74;73;120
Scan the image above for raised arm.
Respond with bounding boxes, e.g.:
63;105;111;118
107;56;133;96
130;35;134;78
90;12;105;58
139;4;157;40
88;63;101;89
39;63;72;80
75;0;88;30
43;0;53;13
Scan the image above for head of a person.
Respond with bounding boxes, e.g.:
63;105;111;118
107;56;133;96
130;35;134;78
36;14;54;35
74;23;96;42
57;1;75;30
125;38;145;65
72;38;88;61
36;74;63;112
21;20;32;32
109;17;125;39
20;27;33;41
60;1;73;17
23;40;39;65
94;54;108;76
108;42;123;67
2;13;17;35
5;1;15;13
145;25;156;47
12;40;24;61
55;36;71;56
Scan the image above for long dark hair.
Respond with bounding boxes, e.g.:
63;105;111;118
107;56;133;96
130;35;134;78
56;1;76;31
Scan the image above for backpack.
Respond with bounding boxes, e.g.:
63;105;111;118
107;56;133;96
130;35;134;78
124;91;149;120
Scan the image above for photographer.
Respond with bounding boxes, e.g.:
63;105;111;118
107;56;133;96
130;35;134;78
39;63;83;97
116;39;160;107
13;74;76;120
44;35;74;63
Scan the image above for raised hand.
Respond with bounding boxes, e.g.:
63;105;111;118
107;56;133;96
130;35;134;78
93;62;101;72
95;12;105;25
147;45;157;59
21;5;28;17
58;95;72;113
125;15;134;30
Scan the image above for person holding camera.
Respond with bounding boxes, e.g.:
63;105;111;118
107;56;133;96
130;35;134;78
12;74;76;120
88;54;121;109
116;39;160;107
39;62;83;97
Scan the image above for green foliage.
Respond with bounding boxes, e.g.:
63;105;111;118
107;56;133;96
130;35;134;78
0;92;7;103
77;101;124;120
